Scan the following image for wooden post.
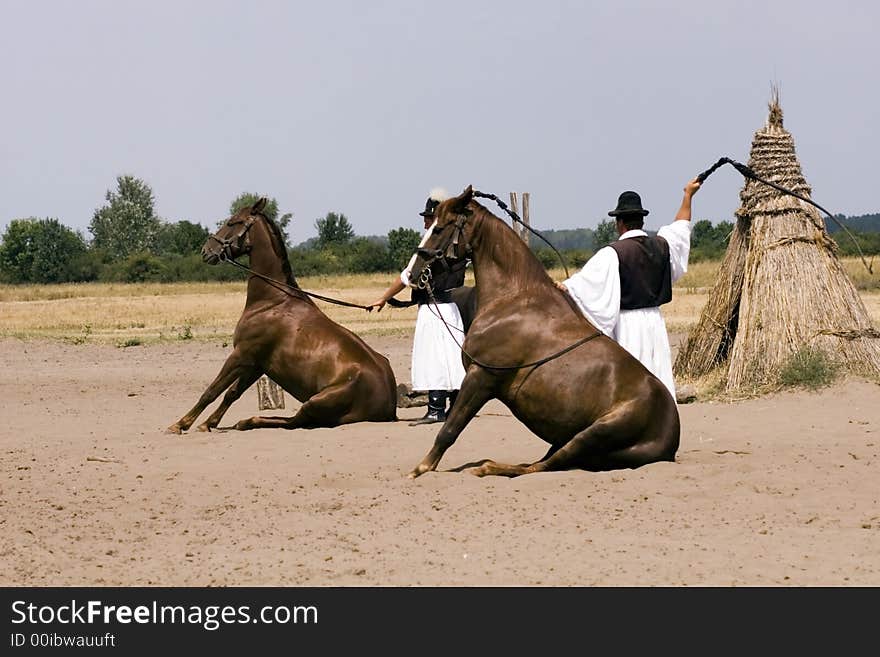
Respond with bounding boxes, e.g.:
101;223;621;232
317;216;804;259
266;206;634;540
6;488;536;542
509;192;521;242
509;191;530;244
256;375;285;410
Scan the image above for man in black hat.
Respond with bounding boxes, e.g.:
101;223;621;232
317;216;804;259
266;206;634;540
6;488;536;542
368;189;468;425
556;178;701;398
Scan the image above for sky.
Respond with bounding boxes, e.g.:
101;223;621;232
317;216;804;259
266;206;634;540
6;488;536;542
2;0;878;245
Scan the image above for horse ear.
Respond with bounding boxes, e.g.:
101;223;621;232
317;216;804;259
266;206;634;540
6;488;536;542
450;185;473;213
251;197;268;214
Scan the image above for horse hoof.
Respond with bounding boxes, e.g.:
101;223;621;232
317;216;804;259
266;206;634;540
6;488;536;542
195;424;211;433
166;425;183;435
407;465;432;479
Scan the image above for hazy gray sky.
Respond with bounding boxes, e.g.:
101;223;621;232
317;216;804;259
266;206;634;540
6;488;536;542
2;0;878;244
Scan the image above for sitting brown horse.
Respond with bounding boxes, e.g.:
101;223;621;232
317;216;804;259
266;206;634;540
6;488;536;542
407;186;680;478
167;198;397;434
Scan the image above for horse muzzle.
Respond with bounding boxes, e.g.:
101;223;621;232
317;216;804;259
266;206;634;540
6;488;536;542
202;246;226;265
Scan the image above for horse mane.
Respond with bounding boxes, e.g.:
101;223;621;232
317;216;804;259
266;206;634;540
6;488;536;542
468;200;555;290
255;212;298;288
468;200;599;328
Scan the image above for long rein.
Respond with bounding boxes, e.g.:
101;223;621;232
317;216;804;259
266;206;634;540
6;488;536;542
219;255;373;310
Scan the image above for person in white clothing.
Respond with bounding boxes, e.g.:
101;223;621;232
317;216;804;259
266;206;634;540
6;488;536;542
556;179;701;398
368;190;468;425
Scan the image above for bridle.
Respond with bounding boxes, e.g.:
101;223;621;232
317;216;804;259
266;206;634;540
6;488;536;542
415;213;471;290
414;205;602;372
205;215;257;263
208;212;373;310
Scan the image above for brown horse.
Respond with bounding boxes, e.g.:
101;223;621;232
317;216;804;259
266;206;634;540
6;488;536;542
407;186;680;478
167;198;397;434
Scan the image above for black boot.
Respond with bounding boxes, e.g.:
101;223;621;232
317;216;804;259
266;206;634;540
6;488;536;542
447;390;459;413
409;390;447;426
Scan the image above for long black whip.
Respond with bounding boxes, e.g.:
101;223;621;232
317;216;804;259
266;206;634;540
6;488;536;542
696;157;873;274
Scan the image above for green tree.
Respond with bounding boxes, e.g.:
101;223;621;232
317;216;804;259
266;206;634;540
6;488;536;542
89;175;162;259
593;219;618;249
315;212;354;249
691;219;716;249
715;221;734;241
691;219;733;261
100;251;166;283
344;237;392;273
155;220;210;255
228;192;292;243
0;217;87;283
387;226;421;271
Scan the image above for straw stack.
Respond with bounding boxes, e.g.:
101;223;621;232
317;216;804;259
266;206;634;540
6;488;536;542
674;92;880;390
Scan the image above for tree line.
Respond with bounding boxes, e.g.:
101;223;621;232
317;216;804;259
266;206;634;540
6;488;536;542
0;176;425;284
2;175;878;285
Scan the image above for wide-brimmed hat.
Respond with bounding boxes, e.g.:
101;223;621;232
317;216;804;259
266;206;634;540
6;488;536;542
608;191;649;217
419;197;441;217
419;188;449;218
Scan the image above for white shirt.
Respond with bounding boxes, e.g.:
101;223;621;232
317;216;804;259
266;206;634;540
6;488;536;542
562;220;691;396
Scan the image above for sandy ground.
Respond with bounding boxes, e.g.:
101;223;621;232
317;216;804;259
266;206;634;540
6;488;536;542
1;334;879;587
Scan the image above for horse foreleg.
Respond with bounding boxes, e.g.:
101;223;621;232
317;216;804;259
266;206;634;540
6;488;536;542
232;379;359;431
166;352;248;434
408;368;495;479
195;368;262;432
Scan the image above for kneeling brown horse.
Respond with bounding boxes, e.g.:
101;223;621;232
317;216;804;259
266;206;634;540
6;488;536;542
407;186;679;478
167;198;397;434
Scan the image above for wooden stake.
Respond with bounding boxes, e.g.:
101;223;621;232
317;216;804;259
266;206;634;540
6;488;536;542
509;192;521;241
256;375;285;410
521;192;531;246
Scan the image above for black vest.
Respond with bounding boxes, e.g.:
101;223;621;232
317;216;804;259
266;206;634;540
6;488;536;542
609;236;672;310
411;259;467;305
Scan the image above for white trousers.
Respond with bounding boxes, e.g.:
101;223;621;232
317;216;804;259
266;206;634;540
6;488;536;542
411;302;467;392
614;307;676;398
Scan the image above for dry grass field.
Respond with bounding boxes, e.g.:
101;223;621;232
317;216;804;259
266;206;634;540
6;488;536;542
1;258;877;345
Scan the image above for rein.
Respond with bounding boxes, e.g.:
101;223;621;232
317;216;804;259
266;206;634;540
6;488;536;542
424;276;601;372
219;254;373;310
208;211;373;309
697;157;874;274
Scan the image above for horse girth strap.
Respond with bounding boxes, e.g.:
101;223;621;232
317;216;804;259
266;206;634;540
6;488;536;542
424;278;602;372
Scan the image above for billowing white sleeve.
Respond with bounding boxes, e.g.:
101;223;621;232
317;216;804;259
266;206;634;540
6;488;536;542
400;222;437;287
562;246;620;336
658;219;692;283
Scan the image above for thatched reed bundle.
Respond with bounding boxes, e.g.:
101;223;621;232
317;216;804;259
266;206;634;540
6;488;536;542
674;94;880;391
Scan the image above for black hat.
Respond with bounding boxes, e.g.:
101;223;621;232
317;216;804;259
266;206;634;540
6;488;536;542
419;197;441;217
608;191;649;217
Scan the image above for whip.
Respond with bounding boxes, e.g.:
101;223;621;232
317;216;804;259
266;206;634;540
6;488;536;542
695;157;872;274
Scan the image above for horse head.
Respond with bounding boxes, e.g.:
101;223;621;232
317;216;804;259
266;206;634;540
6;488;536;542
202;197;268;265
411;185;475;290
